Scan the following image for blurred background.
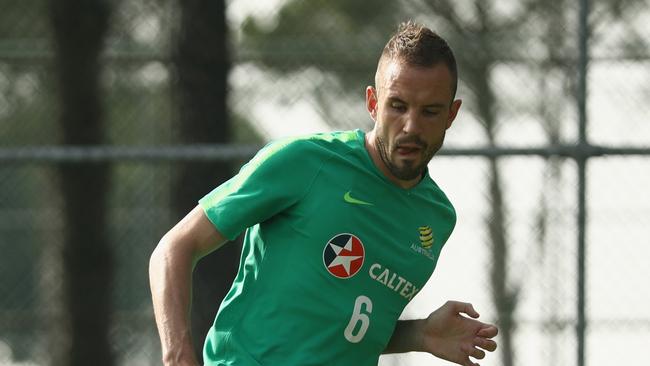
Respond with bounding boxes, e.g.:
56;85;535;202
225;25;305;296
1;0;649;365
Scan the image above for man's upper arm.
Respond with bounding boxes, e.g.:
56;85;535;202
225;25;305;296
163;205;228;261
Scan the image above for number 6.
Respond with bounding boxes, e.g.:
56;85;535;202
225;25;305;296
344;295;373;343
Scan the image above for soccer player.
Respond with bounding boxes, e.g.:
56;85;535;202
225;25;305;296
150;21;498;366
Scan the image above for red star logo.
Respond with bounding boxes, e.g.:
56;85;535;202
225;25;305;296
323;233;365;278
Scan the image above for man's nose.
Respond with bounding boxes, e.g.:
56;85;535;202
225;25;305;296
402;111;422;134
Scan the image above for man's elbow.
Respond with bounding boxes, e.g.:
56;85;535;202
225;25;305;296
149;236;169;281
150;232;200;277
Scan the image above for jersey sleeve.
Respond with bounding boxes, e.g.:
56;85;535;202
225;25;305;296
199;139;321;241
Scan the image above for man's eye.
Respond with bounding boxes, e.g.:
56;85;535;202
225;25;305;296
424;110;440;116
391;103;406;111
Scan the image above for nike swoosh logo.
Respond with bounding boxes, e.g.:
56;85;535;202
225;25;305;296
344;191;374;206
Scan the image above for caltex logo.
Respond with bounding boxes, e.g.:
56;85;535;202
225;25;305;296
323;233;365;279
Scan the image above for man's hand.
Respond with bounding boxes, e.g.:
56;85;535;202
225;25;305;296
421;301;498;366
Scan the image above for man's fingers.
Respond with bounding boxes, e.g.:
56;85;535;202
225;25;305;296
462;358;479;366
471;348;486;360
462;343;485;360
449;300;479;318
476;325;498;338
474;337;498;352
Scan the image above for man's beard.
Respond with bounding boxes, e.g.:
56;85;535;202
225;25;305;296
376;134;442;181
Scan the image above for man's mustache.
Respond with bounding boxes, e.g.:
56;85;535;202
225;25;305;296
394;135;427;148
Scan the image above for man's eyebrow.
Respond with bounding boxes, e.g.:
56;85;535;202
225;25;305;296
386;97;447;109
424;103;447;108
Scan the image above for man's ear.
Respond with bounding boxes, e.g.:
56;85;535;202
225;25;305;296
446;99;462;129
366;86;378;121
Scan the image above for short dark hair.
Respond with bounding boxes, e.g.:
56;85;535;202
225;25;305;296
379;21;458;97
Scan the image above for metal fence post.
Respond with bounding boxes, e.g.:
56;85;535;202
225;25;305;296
577;0;590;365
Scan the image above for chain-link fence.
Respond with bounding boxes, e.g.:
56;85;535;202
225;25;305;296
1;0;649;365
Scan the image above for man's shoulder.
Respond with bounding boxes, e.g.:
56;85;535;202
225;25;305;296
263;129;363;159
420;177;457;219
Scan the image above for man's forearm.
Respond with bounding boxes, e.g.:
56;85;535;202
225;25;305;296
383;319;427;354
149;239;199;365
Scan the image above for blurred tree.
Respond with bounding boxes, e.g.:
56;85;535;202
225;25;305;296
422;4;526;364
50;0;113;365
239;0;400;132
0;0;60;152
170;0;239;361
241;0;399;89
0;1;59;361
533;0;575;363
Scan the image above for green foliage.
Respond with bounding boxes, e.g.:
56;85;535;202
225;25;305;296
0;64;60;145
0;0;50;38
241;0;399;88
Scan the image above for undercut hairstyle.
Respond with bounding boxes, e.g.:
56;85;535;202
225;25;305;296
377;20;458;97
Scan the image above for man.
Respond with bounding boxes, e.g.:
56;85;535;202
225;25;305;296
150;21;498;366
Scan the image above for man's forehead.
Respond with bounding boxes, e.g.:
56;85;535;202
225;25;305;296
378;59;451;84
377;60;452;92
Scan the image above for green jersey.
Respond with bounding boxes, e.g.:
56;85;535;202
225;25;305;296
199;129;456;366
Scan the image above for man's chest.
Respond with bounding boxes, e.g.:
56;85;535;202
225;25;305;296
271;165;452;295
